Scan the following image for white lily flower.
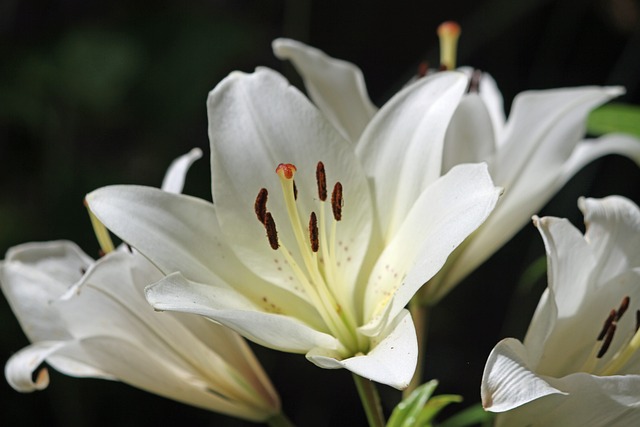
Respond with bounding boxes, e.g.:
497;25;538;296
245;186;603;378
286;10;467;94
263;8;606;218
2;149;281;422
273;37;640;303
481;196;640;427
86;66;501;389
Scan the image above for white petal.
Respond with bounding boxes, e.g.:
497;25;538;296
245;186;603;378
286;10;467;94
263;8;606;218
580;195;640;283
364;163;500;324
306;309;417;389
4;340;113;392
481;338;565;412
492;86;623;187
74;336;277;421
356;72;468;239
495;373;640;427
145;272;339;354
160;147;203;193
443;93;497;173
207;67;373;305
5;341;66;392
1;241;92;343
477;71;505;142
561;134;640;186
88;185;326;326
272;38;377;142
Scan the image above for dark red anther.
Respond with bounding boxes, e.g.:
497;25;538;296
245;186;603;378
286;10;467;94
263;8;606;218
316;162;327;201
255;188;269;225
264;212;279;250
331;182;343;221
598;309;617;341
309;212;319;253
615;296;630;321
597;323;617;359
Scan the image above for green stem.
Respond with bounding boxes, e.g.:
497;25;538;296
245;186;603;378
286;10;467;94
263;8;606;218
404;298;430;398
266;411;296;427
352;373;385;427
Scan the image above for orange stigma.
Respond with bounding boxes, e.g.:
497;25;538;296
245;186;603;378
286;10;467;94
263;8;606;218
276;163;297;180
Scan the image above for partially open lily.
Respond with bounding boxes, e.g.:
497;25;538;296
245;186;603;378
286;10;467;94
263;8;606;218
86;66;501;389
273;36;640;304
481;196;640;426
2;149;281;423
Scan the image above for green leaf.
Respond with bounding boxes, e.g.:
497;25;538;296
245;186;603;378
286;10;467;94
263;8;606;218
387;380;439;427
416;394;463;426
587;103;640;138
438;403;495;427
516;255;547;294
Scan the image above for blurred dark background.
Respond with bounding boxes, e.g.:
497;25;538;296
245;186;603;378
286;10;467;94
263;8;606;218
1;0;640;425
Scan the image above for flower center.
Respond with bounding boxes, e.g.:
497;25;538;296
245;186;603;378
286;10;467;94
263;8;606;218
254;162;365;355
580;295;640;375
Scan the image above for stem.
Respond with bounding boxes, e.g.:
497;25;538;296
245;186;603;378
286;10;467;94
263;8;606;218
352;374;385;427
266;412;296;427
404;298;430;398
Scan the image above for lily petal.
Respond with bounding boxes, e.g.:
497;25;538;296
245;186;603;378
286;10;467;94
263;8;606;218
145;272;339;353
356;71;468;239
443;93;497;173
206;67;373;304
495;373;640;427
306;309;417;390
161;147;203;194
364;163;501;324
1;241;92;343
561;134;640;187
4;340;112;392
87;185;326;328
482;338;565;412
272;38;377;142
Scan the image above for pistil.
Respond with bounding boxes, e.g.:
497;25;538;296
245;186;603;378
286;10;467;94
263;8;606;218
437;21;461;71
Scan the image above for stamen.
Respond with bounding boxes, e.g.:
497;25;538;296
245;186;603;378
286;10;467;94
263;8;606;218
437;21;461;70
255;188;269;225
331;182;343;221
467;69;482;93
417;61;429;78
616;296;630;321
264;212;279;250
309;212;319;253
598;323;616;358
293;180;298;200
84;199;115;255
316;161;327;201
598;310;617;341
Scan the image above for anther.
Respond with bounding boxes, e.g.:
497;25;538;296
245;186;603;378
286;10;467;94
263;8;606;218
316;161;327;201
598;310;616;341
264;212;279;250
598;323;617;359
616;296;630;321
254;188;269;225
417;61;429;78
309;212;319;252
467;69;482;93
331;182;343;221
